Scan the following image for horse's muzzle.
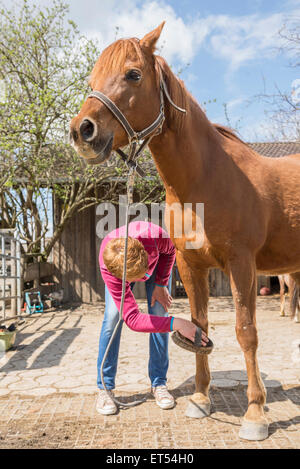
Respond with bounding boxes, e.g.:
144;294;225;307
85;134;114;165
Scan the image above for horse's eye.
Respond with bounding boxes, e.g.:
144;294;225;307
125;69;141;81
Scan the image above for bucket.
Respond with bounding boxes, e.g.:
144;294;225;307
0;329;17;353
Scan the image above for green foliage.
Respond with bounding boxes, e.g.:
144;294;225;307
0;0;96;165
0;0;120;258
0;0;165;260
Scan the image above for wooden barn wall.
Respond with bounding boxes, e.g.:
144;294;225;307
53;197;146;303
209;269;270;297
209;269;232;296
53;199;102;303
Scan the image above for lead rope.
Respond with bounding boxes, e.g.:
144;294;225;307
99;64;187;409
100;166;147;408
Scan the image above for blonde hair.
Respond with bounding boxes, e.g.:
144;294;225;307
103;237;148;281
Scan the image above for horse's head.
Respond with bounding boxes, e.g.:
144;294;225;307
70;23;165;164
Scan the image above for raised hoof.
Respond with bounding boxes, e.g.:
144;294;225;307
185;400;211;419
239;420;269;441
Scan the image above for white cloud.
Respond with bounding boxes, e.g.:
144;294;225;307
200;12;293;71
73;1;300;73
4;0;300;71
80;1;208;64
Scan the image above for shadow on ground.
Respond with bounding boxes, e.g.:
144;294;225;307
0;328;81;373
168;370;300;435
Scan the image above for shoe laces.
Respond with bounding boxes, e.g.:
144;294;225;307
154;385;171;399
99;390;114;405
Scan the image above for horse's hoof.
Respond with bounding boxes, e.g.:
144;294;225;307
185;400;211;419
239;419;269;441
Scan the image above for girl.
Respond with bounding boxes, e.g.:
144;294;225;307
97;221;209;415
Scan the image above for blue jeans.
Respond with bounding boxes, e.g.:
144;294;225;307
97;270;172;390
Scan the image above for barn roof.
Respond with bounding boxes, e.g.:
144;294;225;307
248;141;300;158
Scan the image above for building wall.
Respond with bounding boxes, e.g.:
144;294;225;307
209;269;270;297
53;201;101;303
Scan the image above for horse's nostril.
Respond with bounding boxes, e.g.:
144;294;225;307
80;119;95;141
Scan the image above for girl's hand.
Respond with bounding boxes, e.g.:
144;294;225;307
172;318;209;345
151;285;172;312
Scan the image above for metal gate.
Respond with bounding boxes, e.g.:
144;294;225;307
0;230;22;321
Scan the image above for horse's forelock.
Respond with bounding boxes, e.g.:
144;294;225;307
89;38;146;88
88;37;188;132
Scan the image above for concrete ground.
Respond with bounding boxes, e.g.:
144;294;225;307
0;296;299;449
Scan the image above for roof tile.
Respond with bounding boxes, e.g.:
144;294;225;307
248;142;300;158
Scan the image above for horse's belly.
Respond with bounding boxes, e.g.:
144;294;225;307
256;237;300;275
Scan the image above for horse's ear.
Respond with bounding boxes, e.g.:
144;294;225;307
140;22;165;54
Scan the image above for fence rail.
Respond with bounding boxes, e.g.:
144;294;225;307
0;231;22;321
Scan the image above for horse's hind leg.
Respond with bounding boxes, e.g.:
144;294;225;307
228;249;268;441
278;275;286;316
176;251;211;419
289;273;300;323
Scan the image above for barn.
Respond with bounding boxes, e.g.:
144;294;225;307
52;141;300;303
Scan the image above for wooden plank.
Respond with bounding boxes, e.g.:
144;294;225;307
257;275;271;294
74;206;82;302
90;205;101;303
209;269;216;297
82;205;91;302
83;206;88;302
133;281;146;299
63;217;71;301
216;269;222;296
89;203;97;302
222;271;231;296
24;262;54;282
85;204;93;302
70;209;77;301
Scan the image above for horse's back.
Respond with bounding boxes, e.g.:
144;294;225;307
285;152;300;160
255;153;300;274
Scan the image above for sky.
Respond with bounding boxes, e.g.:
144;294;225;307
5;0;300;141
65;0;300;142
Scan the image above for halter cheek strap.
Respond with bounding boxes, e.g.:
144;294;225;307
87;61;186;176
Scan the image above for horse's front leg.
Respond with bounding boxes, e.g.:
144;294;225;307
176;250;211;419
228;249;268;441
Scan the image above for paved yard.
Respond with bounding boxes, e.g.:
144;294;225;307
0;296;299;449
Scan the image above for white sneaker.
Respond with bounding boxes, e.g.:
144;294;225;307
151;385;175;409
96;389;118;415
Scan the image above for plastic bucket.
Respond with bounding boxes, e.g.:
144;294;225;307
0;330;16;353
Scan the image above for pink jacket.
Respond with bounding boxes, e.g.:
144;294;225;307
99;221;176;333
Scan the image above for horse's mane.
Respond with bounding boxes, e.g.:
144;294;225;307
155;61;251;145
213;124;243;144
155;55;189;131
213;124;251;151
90;38;251;150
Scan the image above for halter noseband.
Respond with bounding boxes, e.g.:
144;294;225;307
87;62;186;177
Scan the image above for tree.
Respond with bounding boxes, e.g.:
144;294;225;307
0;0;124;260
255;18;300;141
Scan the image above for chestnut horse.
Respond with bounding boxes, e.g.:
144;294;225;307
70;23;300;441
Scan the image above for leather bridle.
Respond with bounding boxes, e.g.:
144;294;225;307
87;62;186;177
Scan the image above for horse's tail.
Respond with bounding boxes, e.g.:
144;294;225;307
290;278;299;320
